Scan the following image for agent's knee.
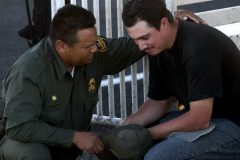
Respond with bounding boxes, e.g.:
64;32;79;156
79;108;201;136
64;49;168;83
1;137;51;160
21;143;51;160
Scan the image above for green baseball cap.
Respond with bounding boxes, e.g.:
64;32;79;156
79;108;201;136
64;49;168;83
97;124;153;160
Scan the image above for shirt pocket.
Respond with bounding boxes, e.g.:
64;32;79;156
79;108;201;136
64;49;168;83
41;99;64;126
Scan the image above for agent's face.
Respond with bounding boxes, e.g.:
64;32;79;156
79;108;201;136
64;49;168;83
65;27;98;66
126;20;168;56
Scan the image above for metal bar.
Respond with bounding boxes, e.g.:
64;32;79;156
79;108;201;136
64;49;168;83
105;0;112;37
117;0;127;119
97;87;103;116
93;0;100;34
51;0;65;19
70;0;77;5
119;71;127;119
165;0;174;11
108;75;115;118
117;0;124;37
105;0;115;118
81;0;88;9
131;63;138;113
93;0;102;116
143;56;149;101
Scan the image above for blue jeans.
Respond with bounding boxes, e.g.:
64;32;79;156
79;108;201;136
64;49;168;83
144;112;240;160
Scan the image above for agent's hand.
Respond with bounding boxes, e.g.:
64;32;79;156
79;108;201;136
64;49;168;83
73;131;104;154
174;10;207;24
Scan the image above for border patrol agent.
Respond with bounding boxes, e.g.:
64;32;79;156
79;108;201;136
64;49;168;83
0;5;145;160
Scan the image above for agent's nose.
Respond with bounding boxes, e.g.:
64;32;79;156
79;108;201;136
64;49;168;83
91;44;98;53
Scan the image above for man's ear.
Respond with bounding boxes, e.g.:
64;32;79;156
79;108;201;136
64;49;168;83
160;17;169;29
55;40;67;54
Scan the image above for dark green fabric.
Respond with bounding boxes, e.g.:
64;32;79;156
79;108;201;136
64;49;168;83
97;124;153;160
1;36;144;149
0;120;5;140
0;136;81;160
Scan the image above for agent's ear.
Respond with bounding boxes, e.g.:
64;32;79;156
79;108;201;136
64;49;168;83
54;40;67;54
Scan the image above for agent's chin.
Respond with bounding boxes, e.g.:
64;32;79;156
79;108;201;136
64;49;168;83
86;58;94;64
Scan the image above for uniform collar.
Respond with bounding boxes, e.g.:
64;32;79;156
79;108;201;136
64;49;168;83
46;38;69;80
71;67;75;78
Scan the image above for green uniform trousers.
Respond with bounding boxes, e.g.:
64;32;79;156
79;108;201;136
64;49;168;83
0;136;81;160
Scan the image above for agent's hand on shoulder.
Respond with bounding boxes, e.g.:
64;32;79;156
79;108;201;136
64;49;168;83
73;131;104;155
174;10;207;24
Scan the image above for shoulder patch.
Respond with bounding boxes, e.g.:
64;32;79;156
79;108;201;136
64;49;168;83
96;36;108;53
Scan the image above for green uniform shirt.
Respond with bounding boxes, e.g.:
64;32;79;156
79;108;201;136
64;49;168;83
2;37;144;148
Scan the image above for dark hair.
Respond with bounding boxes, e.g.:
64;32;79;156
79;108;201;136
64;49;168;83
122;0;173;30
49;5;96;45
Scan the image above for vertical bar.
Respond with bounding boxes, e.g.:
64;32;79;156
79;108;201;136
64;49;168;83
105;0;115;118
117;0;127;119
165;0;174;12
70;0;77;5
51;0;56;18
97;87;103;116
93;0;100;34
81;0;88;9
131;63;138;113
51;0;65;19
117;0;124;37
143;56;149;101
165;0;177;12
93;0;103;116
105;0;112;37
119;71;126;118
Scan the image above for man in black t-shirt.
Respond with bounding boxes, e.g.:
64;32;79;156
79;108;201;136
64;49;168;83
121;0;240;159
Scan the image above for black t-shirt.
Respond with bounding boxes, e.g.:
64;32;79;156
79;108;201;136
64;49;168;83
148;20;240;125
